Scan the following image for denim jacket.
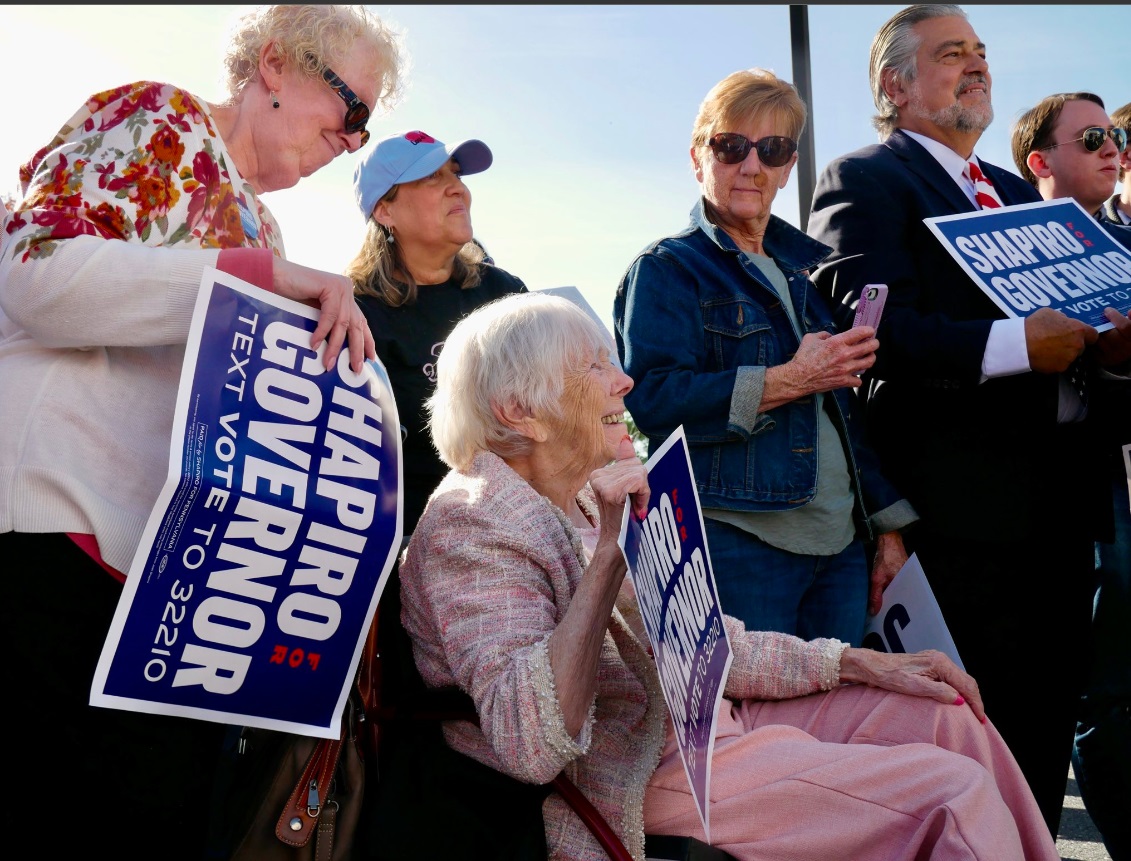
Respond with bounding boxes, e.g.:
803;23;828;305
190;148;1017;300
613;199;916;539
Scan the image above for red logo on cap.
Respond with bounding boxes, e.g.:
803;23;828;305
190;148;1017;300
405;131;436;145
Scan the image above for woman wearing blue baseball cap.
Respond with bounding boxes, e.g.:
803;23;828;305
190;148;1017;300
347;131;529;859
346;129;527;537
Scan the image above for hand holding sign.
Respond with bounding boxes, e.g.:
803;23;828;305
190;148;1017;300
272;258;376;374
867;530;909;616
617;427;732;842
1094;305;1131;368
1024;307;1098;374
591;435;650;525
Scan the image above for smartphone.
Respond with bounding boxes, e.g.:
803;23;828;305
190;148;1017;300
852;284;889;331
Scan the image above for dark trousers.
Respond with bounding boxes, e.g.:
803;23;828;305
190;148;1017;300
1073;471;1131;861
906;528;1095;837
1;532;226;859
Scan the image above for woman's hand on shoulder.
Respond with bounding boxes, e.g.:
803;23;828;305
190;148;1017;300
838;647;986;722
272;259;376;374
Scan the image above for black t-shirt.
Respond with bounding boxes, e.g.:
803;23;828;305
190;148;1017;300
358;265;527;534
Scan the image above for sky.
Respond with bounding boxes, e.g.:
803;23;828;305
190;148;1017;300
2;4;1126;334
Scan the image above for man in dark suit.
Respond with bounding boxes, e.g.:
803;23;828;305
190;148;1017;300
807;4;1131;837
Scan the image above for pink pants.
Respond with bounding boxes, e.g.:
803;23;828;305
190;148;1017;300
643;684;1059;861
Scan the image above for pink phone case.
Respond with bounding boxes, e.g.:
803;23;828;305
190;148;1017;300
853;284;889;330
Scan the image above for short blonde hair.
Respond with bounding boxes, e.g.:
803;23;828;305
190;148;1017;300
428;293;610;471
220;5;404;113
690;68;806;162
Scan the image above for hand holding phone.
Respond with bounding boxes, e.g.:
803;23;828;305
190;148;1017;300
853;284;889;331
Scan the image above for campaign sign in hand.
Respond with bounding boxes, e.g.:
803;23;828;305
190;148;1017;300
90;269;402;738
863;553;963;670
618;426;732;843
926;197;1131;331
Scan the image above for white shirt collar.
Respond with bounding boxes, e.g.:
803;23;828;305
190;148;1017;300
901;129;980;207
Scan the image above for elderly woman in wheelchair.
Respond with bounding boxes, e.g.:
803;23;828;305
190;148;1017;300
393;292;1058;861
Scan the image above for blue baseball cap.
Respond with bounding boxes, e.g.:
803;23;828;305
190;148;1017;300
353;130;493;222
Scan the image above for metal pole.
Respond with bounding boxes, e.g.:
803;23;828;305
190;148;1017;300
790;4;816;231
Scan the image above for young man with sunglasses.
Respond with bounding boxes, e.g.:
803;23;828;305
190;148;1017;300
807;5;1131;837
1103;102;1131;229
1012;91;1131;861
1012;91;1130;251
614;68;918;651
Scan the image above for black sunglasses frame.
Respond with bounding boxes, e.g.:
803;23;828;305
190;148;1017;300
708;133;798;168
1042;126;1128;154
320;65;372;146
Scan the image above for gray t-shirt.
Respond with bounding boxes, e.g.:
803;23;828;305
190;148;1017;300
703;252;855;555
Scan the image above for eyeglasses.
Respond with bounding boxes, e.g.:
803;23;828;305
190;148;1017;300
707;133;798;167
1041;126;1128;154
321;65;371;146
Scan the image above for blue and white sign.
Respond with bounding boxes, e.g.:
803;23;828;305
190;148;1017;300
618;426;731;843
90;268;403;738
926;197;1131;332
863;553;963;671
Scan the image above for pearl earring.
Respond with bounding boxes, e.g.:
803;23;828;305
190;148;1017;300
271;91;280;109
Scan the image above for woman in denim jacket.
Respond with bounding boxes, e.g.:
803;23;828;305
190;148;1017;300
614;69;917;645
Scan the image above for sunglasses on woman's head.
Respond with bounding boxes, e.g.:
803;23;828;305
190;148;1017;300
321;65;371;146
708;133;798;167
1041;126;1127;154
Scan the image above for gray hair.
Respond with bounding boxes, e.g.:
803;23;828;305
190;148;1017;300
427;293;610;472
869;4;967;137
219;5;405;114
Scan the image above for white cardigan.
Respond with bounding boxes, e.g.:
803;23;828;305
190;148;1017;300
0;81;280;572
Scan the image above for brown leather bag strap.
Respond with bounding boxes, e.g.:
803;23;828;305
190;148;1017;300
551;771;634;861
274;735;345;848
313;803;338;861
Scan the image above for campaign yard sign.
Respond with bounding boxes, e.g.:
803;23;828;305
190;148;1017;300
862;553;963;671
618;426;732;844
91;268;403;738
926;197;1131;332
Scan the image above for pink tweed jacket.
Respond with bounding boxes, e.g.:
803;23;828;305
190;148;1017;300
399;451;847;861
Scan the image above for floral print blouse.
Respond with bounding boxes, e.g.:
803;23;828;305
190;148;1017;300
6;81;282;259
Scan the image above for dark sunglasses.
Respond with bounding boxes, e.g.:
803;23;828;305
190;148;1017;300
708;133;798;167
1042;126;1128;154
321;65;371;146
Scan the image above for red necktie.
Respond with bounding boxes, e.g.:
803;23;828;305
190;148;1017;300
966;160;1003;209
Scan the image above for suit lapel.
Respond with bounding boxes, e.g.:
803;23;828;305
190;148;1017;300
884;130;976;215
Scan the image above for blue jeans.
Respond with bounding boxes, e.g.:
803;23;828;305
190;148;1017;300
1073;472;1131;861
704;518;869;645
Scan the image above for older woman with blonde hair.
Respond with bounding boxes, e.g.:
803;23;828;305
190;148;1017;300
397;291;1058;861
614;68;917;649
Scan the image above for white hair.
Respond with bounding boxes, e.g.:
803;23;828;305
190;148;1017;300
427;293;610;471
